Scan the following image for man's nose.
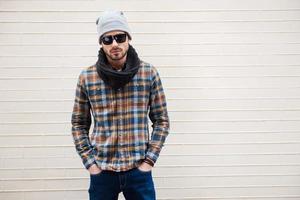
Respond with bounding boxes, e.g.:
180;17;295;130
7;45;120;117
111;39;118;46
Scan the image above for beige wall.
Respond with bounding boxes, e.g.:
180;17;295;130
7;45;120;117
1;0;300;199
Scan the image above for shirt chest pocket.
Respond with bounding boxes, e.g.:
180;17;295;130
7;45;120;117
87;86;110;111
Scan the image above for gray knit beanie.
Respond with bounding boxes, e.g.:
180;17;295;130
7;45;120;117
96;10;132;40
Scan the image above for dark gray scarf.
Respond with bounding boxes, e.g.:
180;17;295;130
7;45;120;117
95;44;140;90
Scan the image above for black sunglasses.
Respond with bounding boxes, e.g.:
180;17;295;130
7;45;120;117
101;33;127;45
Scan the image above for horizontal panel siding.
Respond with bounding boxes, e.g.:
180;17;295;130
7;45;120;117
2;21;300;33
2;110;300;122
2;33;300;45
1;0;300;199
2;44;300;56
1;55;299;67
1;10;300;21
0;0;300;10
1;77;300;89
0;87;300;99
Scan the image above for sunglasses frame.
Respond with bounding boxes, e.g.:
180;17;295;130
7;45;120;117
100;33;127;45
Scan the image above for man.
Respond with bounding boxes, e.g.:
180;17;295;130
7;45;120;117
71;10;170;200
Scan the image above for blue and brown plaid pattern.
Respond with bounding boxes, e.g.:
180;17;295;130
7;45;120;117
71;61;170;172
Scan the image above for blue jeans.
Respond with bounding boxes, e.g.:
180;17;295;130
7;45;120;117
88;167;156;200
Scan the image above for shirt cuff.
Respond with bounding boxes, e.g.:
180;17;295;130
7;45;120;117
145;145;162;164
82;155;97;170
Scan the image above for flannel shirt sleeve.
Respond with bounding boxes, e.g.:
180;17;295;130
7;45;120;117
71;72;96;170
146;66;170;164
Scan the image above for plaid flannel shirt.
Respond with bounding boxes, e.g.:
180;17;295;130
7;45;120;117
71;61;170;172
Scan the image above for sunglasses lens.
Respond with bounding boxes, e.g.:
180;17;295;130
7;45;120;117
101;33;127;45
102;36;113;45
114;34;127;43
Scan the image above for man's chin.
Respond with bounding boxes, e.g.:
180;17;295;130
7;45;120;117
104;49;128;61
110;55;123;61
109;52;127;61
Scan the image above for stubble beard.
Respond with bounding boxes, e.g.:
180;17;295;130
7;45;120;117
106;47;128;61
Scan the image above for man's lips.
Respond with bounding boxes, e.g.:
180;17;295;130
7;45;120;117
111;49;121;53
